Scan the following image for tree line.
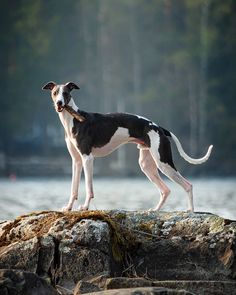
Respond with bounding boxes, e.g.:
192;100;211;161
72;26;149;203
0;0;235;175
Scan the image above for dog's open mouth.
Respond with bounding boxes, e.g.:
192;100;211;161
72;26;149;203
56;106;64;113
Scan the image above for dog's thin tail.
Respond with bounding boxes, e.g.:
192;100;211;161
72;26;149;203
170;132;213;165
160;127;213;165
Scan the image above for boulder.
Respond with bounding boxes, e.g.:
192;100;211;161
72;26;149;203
114;211;236;281
0;210;236;294
56;285;73;295
76;276;236;295
85;286;195;295
0;211;114;289
73;277;152;294
74;281;101;294
0;269;58;295
74;272;109;294
153;280;236;295
104;277;152;289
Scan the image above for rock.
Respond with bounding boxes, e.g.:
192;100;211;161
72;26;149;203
153;280;236;295
73;272;110;294
0;237;39;272
77;277;236;295
0;210;236;294
104;277;152;289
75;272;109;291
56;285;73;295
85;286;195;294
58;244;109;289
116;211;236;281
0;211;114;289
0;269;58;295
74;281;101;294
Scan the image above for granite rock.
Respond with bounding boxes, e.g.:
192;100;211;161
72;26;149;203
74;281;101;294
85;286;195;295
0;210;236;294
0;211;113;289
0;269;58;295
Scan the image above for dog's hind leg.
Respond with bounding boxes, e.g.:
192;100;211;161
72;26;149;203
138;149;171;211
157;163;193;212
148;132;194;212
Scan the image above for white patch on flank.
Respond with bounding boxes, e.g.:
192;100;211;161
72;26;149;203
92;127;130;157
148;129;161;161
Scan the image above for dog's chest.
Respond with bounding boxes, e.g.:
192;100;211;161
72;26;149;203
59;112;74;137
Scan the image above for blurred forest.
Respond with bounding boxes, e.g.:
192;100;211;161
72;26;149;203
0;0;235;176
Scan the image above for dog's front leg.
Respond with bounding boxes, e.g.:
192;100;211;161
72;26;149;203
62;140;83;211
78;154;94;211
62;158;82;211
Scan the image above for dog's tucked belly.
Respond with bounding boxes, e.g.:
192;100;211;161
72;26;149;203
91;127;147;157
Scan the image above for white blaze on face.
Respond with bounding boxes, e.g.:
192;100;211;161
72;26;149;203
56;86;65;106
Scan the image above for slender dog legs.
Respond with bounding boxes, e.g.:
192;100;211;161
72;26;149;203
78;154;94;210
139;149;171;210
149;145;194;212
63;141;83;211
158;163;193;212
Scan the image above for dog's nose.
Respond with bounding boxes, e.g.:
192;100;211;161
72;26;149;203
57;100;63;106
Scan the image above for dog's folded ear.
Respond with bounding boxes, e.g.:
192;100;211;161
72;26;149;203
65;82;80;91
42;81;56;90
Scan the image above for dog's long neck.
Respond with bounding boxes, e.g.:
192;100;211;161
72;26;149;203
68;97;78;111
58;98;78;135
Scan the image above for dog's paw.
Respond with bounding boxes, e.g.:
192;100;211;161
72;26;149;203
62;205;72;212
78;204;89;211
148;207;157;212
186;209;194;213
148;207;160;212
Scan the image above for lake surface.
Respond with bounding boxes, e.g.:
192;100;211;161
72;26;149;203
0;177;235;221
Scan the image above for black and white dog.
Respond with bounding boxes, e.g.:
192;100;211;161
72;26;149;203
43;81;213;212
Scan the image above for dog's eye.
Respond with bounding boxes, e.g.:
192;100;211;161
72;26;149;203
53;91;57;96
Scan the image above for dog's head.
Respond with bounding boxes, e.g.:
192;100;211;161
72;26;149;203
42;81;80;112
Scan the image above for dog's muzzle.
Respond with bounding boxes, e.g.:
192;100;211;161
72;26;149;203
56;101;64;112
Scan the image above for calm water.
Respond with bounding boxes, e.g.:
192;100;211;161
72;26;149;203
0;177;235;221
